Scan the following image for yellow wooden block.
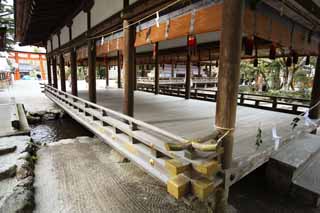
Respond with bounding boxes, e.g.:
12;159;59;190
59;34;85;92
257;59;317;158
167;174;190;199
193;160;221;176
165;159;190;176
191;178;215;201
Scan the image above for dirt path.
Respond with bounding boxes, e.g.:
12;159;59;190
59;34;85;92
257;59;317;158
34;137;200;213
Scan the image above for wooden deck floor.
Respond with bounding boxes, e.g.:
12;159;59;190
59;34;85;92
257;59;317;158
76;88;304;166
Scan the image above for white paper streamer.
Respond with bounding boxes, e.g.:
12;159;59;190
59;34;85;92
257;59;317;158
272;126;281;151
303;111;316;127
155;11;160;28
101;37;104;45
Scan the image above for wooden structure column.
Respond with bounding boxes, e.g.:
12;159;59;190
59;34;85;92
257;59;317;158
105;58;109;87
310;55;320;121
70;48;78;96
214;1;244;211
88;39;96;103
185;49;191;99
198;51;201;77
122;19;135;116
209;50;212;77
52;56;58;89
154;42;159;95
171;60;174;78
59;54;66;92
216;0;244;168
117;50;122;88
47;57;52;85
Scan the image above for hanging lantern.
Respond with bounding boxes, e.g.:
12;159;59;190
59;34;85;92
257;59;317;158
215;60;219;67
244;36;254;56
253;58;258;67
286;57;292;67
269;43;276;59
162;64;165;70
187;35;197;56
305;56;310;65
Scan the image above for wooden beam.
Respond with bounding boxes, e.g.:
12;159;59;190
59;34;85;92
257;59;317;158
154;42;159;95
105;58;109;87
47;57;52;85
123;19;135;116
52;56;58;89
117;50;122;88
310;55;320;121
88;39;96;103
59;54;66;92
71;48;78;96
215;0;245;169
185;46;191;100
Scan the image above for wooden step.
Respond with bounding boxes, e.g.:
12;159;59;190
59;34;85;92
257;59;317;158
292;149;320;195
270;134;320;169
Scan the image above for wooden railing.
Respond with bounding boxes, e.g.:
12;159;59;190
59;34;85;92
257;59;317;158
138;84;310;115
43;84;223;200
137;77;218;86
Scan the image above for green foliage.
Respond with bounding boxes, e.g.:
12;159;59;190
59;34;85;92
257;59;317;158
0;0;14;50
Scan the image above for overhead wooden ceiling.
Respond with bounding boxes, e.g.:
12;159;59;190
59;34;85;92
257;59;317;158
15;0;86;46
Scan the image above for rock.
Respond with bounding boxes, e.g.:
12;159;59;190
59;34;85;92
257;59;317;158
17;152;31;161
16;176;34;190
0;145;16;156
16;160;33;180
0;165;16;181
42;113;57;121
29;110;46;117
0;186;34;213
26;115;41;124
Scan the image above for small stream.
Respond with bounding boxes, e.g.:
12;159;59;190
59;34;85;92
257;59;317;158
30;115;93;144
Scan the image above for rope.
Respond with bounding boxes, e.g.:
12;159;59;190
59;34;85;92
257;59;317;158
215;125;235;145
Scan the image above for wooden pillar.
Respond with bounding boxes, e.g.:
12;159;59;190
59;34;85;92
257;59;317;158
154;42;159;95
59;54;66;92
47;57;52;85
70;48;78;96
88;39;96;103
133;50;137;90
141;64;145;77
209;50;212;77
198;50;201;77
171;60;175;78
214;1;244;212
185;48;191;99
216;0;244;169
310;55;320;121
105;59;109;87
117;50;122;88
123;19;135;116
52;56;58;89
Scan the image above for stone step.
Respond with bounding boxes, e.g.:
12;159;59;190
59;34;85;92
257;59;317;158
270;134;320;170
0;145;17;156
292;149;320;196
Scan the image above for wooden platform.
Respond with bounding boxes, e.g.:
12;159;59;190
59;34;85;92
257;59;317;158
74;87;317;184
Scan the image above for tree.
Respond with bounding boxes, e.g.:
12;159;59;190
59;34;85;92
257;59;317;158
0;0;14;50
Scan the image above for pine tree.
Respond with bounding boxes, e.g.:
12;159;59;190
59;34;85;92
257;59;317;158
0;0;14;50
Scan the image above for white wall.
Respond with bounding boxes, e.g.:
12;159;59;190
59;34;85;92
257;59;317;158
52;34;59;50
72;11;87;38
47;40;51;53
91;0;123;27
60;26;69;45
